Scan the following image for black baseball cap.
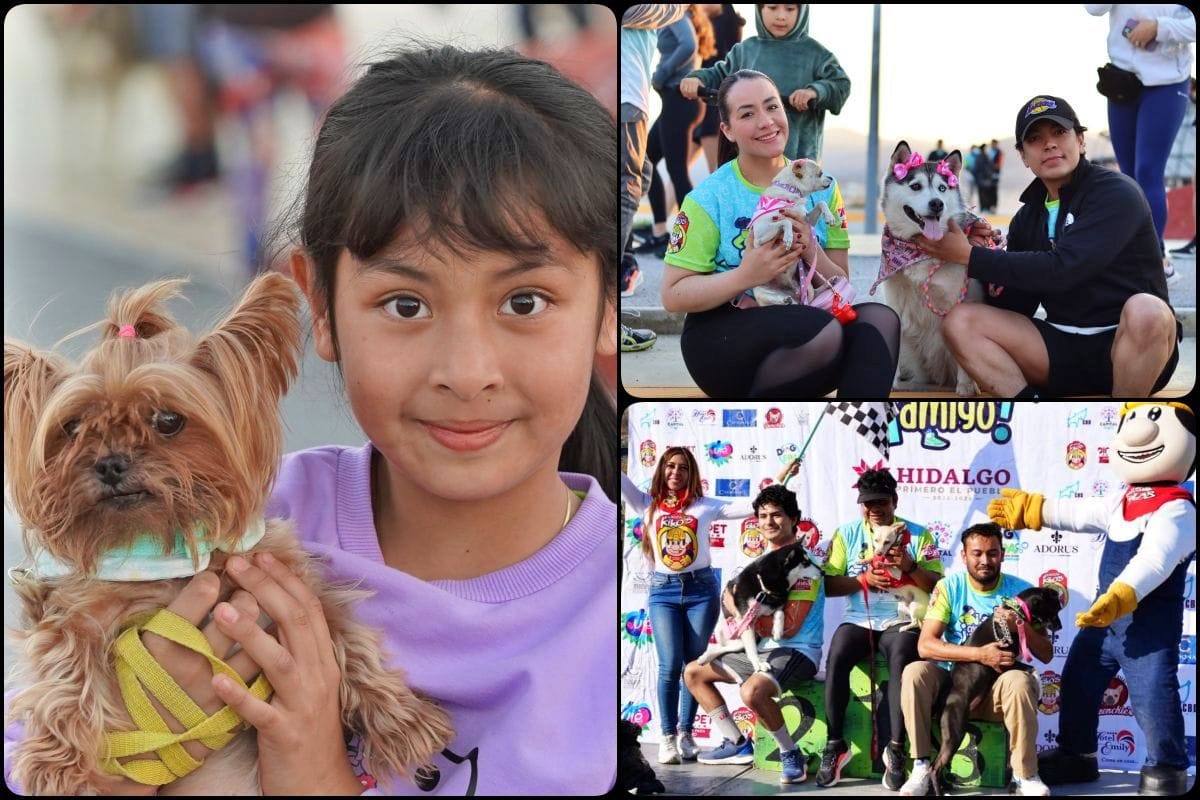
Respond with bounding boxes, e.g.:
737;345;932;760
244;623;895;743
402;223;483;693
855;468;897;504
1015;95;1086;144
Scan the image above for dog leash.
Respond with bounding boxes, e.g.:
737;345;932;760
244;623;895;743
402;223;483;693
992;597;1033;664
725;575;780;639
100;609;273;786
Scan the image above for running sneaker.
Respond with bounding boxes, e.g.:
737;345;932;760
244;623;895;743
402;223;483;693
899;761;932;796
620;323;657;352
621;266;645;297
1014;774;1051;796
677;732;699;760
1164;258;1180;284
779;748;806;784
658;735;681;765
815;738;851;787
697;736;754;765
882;740;907;791
1168;238;1195;258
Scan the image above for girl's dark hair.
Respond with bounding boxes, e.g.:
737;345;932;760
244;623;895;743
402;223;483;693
273;44;617;499
715;69;779;168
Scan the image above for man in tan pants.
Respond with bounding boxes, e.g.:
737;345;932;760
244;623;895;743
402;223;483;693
896;523;1052;796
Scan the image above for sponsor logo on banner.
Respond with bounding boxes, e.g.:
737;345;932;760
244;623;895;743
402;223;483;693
666;408;684;428
693;408;718;425
1097;446;1110;464
1038;671;1061;714
1185;574;1195;612
1035;531;1079;555
893;401;1015;450
1091;479;1110;497
1179;679;1195;715
1047;627;1070;659
764;408;785;428
622;609;654;647
740;445;767;463
620;701;653;730
741;519;765;558
733;708;757;742
776;442;802;465
710;522;727;549
1039;571;1069;606
759;477;774;492
1098;730;1138;763
798;520;825;558
928;520;956;559
1058;481;1084;499
716;478;751;497
1002;528;1027;562
1066;407;1090;428
638;409;658;429
1099;678;1133;717
723;409;757;427
639;439;656;467
1180;635;1196;665
1099;406;1119;429
1066;440;1087;470
706;441;734;466
893;465;1013;498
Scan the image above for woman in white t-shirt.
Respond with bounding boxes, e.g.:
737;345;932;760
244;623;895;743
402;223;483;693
622;446;752;765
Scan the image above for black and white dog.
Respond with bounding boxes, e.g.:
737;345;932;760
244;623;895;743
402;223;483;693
697;541;820;674
930;586;1064;795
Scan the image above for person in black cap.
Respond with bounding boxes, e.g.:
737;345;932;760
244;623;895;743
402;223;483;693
913;94;1181;398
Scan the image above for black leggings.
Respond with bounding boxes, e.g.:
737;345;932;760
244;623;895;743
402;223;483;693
679;301;900;398
824;623;920;743
647;87;705;224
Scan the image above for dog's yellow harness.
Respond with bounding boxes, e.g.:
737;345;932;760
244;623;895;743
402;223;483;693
100;609;273;785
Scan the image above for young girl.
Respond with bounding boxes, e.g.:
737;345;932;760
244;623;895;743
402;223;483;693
4;45;617;796
622;447;752;765
662;70;900;397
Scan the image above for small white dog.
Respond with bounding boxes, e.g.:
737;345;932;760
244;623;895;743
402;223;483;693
747;159;838;307
861;521;930;631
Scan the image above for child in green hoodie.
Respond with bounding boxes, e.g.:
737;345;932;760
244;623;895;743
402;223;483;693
680;4;850;161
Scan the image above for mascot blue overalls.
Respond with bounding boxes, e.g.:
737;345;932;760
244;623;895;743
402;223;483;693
990;402;1196;795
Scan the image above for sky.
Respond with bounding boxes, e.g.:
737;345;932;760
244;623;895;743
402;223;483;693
710;4;1195;148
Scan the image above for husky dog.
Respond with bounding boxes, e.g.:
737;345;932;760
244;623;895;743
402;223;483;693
876;141;986;395
747;159;839;307
861;522;929;631
697;541;820;674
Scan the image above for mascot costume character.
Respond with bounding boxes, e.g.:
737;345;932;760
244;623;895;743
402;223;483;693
989;403;1196;795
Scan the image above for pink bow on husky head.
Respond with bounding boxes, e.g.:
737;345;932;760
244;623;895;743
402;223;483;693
936;160;959;188
892;151;924;180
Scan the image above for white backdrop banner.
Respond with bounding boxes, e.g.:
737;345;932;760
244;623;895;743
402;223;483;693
620;402;1197;774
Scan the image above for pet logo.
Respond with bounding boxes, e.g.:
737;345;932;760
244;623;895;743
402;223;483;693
658;516;698;571
776;442;802;464
1037;671;1062;715
1099;677;1132;717
1025;97;1056;117
639;439;656;468
668;211;689;254
1065;441;1086;470
706;441;734;466
741;519;766;558
759;477;774;492
797;519;821;551
764;408;785;428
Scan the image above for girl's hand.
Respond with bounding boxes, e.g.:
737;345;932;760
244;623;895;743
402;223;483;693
778;209;815;255
739;226;801;289
211;553;363;796
1128;18;1158;49
789;88;818;111
679;77;702;100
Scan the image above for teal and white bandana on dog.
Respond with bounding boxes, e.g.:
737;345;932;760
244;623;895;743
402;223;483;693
31;518;267;581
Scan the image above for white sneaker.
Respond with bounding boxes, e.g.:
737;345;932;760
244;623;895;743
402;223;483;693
1015;774;1051;796
677;732;699;760
899;762;931;796
658;736;682;765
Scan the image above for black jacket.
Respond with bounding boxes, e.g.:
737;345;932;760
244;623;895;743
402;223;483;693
967;157;1173;329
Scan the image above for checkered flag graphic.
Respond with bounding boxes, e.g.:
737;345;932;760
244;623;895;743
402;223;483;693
823;402;897;461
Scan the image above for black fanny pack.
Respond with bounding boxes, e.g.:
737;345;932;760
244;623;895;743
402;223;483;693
1097;63;1143;104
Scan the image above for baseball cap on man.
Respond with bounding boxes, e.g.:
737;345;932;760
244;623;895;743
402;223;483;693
1015;95;1087;143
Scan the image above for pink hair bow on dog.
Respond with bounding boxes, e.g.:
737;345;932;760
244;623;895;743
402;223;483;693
936;160;959;188
892;152;924;180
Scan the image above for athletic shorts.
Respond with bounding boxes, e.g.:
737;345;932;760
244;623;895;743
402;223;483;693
714;648;817;696
1032;317;1181;396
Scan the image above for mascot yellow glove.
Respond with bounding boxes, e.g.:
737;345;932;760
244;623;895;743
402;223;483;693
987;488;1044;530
1076;581;1139;628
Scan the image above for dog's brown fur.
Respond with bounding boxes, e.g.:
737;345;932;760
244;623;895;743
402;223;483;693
4;274;454;795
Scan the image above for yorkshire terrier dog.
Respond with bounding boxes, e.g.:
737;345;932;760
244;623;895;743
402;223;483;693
4;273;454;795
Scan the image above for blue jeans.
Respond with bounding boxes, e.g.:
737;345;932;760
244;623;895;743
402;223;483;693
647;567;720;736
1108;77;1190;248
1056;611;1187;769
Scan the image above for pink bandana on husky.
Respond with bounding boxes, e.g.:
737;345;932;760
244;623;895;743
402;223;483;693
869;221;1008;315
